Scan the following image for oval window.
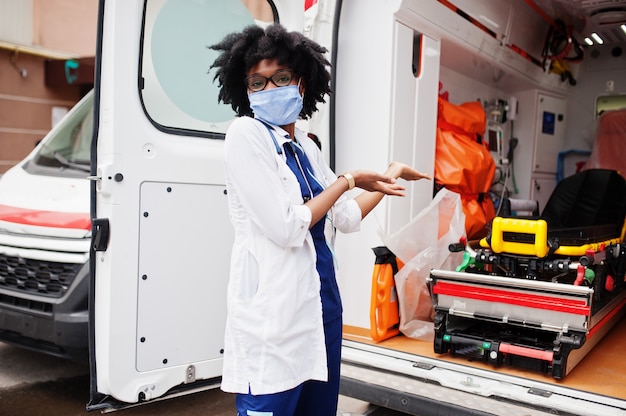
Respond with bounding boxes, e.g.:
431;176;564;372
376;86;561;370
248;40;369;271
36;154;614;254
140;0;277;136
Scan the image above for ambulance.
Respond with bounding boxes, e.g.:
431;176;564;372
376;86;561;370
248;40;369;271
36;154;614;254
0;90;93;362
1;0;626;415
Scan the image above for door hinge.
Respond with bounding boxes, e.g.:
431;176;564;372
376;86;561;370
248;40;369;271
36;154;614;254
185;365;196;383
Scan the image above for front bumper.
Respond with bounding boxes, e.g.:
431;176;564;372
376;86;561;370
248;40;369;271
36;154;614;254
0;262;89;362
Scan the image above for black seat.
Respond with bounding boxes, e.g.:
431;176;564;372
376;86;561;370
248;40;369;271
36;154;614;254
541;169;626;245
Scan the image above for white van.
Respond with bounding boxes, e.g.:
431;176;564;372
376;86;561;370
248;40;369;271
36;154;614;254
0;90;93;361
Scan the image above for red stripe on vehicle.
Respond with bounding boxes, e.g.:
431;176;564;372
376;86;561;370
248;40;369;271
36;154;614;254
0;204;91;230
433;281;590;315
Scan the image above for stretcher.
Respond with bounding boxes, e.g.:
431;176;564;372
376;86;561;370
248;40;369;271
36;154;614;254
429;169;626;379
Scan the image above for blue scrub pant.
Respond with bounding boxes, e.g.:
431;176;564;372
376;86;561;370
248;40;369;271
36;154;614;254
235;316;342;416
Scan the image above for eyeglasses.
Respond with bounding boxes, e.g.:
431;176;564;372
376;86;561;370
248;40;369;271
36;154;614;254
245;69;294;92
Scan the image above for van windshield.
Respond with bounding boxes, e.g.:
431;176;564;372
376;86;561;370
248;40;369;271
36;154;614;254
30;92;93;175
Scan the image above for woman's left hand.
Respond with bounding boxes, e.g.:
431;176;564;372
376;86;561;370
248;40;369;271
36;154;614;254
349;163;431;218
384;161;430;181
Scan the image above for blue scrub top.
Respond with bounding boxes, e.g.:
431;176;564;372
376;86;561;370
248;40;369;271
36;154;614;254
283;140;342;324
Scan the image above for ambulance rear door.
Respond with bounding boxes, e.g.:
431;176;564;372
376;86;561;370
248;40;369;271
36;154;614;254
88;0;293;409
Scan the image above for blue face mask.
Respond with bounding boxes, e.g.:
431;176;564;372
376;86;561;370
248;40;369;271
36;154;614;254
248;85;303;126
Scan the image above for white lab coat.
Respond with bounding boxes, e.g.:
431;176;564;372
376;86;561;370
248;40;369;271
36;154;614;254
221;116;361;395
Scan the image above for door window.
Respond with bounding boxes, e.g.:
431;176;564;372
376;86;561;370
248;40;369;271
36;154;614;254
140;0;277;136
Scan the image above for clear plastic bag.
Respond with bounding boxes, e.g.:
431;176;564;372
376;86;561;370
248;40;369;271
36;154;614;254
383;188;466;340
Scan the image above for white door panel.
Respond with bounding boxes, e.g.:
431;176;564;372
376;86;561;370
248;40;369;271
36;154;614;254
136;182;230;372
90;0;290;408
533;94;566;174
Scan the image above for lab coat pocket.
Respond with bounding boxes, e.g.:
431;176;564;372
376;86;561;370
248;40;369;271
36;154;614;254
230;248;260;303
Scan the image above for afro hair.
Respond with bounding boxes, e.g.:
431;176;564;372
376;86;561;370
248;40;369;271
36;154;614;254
209;23;331;120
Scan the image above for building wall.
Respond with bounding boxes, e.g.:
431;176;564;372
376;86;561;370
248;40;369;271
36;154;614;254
0;0;97;173
0;49;80;171
33;0;98;55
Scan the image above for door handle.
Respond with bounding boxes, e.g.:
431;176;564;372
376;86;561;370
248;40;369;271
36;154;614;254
92;218;110;252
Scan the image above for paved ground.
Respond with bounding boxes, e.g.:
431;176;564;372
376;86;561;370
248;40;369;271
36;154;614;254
0;342;406;415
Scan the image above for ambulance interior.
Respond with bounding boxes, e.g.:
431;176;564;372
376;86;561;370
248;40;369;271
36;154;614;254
342;0;626;408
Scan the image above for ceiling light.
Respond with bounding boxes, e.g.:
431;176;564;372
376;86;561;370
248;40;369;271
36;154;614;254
584;37;594;46
621;24;626;35
591;32;604;44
